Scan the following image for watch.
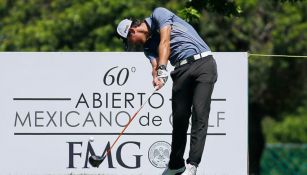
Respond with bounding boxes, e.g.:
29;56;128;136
158;64;167;70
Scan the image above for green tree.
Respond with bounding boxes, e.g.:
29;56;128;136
182;0;307;174
0;0;184;51
263;107;307;143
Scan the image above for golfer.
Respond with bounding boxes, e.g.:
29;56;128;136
117;7;217;175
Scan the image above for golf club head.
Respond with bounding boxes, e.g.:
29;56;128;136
89;155;105;168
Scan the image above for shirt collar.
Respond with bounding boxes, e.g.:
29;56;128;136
144;17;154;46
144;17;152;30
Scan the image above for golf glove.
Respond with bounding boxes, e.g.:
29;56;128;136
157;65;168;85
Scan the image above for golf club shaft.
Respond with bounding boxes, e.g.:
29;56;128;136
102;88;157;159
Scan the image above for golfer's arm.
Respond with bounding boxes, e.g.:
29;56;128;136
158;25;171;66
150;58;158;78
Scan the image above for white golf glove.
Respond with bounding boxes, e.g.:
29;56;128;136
157;65;168;85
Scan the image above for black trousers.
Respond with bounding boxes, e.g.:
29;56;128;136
168;55;217;169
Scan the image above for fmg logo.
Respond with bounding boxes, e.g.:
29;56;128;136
67;141;142;169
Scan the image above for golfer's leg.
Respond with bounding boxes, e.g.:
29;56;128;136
168;67;193;169
187;56;217;166
187;82;214;166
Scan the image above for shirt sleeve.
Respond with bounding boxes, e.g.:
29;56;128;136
151;7;174;29
144;50;157;62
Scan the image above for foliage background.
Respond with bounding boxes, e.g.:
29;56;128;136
1;0;306;174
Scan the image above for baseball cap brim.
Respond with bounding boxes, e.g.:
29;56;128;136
117;19;132;39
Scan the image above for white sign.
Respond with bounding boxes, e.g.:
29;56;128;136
0;52;248;175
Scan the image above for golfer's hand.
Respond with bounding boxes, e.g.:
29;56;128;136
156;65;168;90
157;67;168;83
153;77;164;90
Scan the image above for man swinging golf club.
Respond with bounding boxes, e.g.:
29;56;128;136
117;7;217;175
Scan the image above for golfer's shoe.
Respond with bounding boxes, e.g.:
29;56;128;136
162;166;185;175
181;163;197;175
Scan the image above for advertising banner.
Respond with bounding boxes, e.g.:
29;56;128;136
0;52;248;175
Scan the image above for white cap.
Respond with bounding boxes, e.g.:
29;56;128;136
117;19;133;38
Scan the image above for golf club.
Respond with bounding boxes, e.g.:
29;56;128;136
89;88;158;168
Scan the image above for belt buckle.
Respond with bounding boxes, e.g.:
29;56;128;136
185;56;195;64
